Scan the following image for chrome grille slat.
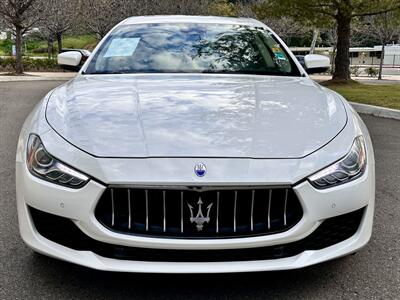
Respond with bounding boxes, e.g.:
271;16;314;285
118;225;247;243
233;191;237;233
95;186;303;238
128;189;132;229
267;189;272;230
163;190;166;233
284;189;288;227
111;188;115;226
145;189;149;232
216;191;220;234
251;190;255;232
180;191;184;233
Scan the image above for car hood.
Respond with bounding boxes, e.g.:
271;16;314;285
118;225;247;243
46;74;347;158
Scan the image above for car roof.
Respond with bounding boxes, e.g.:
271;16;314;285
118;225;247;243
120;15;268;29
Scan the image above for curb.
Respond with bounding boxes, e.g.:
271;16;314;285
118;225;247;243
351;102;400;120
0;73;76;82
0;77;72;82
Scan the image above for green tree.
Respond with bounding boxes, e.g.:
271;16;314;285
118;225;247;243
254;0;400;82
209;0;239;17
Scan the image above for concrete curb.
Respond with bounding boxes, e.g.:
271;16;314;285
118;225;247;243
351;102;400;120
0;72;76;82
0;76;73;82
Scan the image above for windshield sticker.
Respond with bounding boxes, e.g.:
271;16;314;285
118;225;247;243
271;46;287;60
104;38;140;57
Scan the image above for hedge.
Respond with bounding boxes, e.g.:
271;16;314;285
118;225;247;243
0;57;63;72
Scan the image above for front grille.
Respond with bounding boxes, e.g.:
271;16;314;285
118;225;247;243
94;187;303;238
29;206;365;262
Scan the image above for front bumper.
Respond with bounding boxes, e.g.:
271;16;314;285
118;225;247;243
16;156;375;273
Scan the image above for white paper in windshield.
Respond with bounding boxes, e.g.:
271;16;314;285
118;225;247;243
104;38;140;57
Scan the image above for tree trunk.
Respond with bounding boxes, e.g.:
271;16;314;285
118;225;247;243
378;44;385;80
15;26;23;74
47;34;54;59
331;44;337;74
310;29;319;54
333;15;352;81
57;32;63;53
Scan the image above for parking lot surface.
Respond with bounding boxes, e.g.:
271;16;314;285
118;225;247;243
0;81;399;299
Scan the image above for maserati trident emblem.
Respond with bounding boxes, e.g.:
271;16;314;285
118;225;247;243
188;197;213;231
194;162;206;177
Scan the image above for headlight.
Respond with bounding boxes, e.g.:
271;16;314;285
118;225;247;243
26;134;89;188
309;136;366;189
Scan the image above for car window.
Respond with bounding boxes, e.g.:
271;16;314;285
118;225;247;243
85;23;301;76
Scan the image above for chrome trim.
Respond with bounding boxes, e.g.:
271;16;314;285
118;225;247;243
284;188;288;226
268;189;272;230
251;189;255;231
145;189;149;232
216;191;220;233
163;190;166;233
107;184;291;191
180;191;184;233
111;188;115;226
128;189;131;229
233;190;237;233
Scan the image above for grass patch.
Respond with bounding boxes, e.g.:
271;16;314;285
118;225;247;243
31;35;97;55
322;81;400;110
61;35;97;50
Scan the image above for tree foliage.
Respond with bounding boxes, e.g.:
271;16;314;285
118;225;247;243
254;0;400;81
0;0;42;73
40;0;80;53
79;0;212;40
208;0;239;17
361;11;400;79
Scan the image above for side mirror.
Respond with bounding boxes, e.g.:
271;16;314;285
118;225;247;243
304;54;330;74
58;51;83;67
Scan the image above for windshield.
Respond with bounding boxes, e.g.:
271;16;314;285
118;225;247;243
85;23;301;76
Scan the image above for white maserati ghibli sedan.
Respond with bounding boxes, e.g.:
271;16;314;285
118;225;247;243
16;16;375;273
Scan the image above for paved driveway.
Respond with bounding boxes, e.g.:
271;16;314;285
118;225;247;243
0;81;399;299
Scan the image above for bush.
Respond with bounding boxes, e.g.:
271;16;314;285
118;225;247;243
350;65;362;77
0;39;13;55
0;57;62;72
32;47;51;54
323;66;334;75
365;67;379;78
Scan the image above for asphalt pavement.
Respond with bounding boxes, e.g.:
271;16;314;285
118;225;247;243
0;81;399;299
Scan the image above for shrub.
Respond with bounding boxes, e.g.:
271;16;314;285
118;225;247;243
0;39;13;55
323;66;334;75
0;57;62;72
32;47;51;54
365;67;379;77
350;65;361;77
0;57;16;70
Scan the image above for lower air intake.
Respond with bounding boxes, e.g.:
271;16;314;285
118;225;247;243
29;206;365;262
